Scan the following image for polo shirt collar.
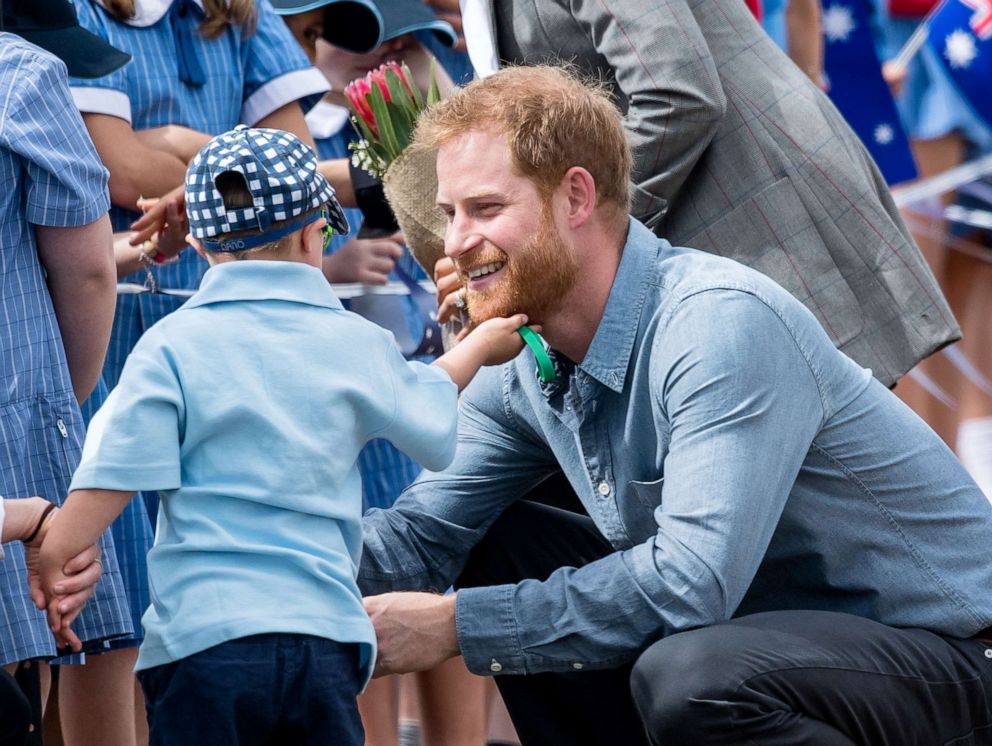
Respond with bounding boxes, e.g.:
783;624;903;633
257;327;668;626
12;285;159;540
184;261;344;311
577;218;661;393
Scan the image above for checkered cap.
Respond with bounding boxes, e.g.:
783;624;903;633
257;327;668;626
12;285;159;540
185;125;349;241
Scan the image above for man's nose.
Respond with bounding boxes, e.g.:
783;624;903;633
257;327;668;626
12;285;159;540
444;214;481;259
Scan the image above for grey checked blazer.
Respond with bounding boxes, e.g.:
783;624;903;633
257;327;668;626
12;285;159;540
488;0;958;386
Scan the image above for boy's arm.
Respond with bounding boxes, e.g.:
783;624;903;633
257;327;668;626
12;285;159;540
37;489;134;647
432;314;529;392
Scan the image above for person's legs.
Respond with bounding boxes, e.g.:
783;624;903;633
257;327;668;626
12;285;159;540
414;656;488;746
456;482;649;746
358;674;400;746
59;647;140;746
631;609;992;745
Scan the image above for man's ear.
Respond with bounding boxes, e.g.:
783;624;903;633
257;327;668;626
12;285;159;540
561;166;597;228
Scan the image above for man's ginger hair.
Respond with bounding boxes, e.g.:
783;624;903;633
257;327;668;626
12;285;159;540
413;65;632;225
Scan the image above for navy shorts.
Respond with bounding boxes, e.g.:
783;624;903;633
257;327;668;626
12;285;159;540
137;633;364;746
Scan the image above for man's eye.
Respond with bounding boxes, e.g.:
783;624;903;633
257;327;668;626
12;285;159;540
477;203;501;214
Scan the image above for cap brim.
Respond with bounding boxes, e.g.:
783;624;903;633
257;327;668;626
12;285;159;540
326;198;351;236
270;0;383;54
319;0;456;53
16;25;131;79
374;0;457;47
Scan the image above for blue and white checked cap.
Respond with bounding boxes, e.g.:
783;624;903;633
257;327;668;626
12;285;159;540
186;125;349;247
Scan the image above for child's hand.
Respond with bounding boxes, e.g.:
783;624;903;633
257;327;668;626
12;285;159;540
323;235;404;285
30;534;103;652
466;314;533;366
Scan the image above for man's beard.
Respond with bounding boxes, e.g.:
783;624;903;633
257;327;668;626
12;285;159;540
464;206;579;325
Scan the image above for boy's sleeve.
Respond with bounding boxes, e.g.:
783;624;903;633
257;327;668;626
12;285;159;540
372;336;459;473
240;0;329;125
70;333;185;493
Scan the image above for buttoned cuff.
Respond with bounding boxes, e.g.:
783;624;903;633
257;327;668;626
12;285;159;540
455;584;526;676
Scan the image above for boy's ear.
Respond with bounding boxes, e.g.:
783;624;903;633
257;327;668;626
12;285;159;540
300;216;326;255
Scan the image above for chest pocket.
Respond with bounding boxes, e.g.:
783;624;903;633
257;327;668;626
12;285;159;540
628;477;665;510
621;477;665;545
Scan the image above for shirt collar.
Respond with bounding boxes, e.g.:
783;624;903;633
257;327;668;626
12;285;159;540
183;261;345;311
576;218;662;393
93;0;204;27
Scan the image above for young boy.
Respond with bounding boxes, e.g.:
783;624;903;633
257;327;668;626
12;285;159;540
36;125;529;745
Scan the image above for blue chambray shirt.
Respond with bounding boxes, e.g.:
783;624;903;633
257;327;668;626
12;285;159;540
360;218;992;676
72;261;458;680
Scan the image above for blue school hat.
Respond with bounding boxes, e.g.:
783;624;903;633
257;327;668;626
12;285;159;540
270;0;457;54
186;125;349;252
1;0;131;78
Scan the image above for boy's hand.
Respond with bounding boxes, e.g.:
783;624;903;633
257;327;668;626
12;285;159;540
466;314;534;366
30;527;103;652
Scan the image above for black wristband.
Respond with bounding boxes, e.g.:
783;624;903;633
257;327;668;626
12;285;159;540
348;159;400;234
23;502;56;545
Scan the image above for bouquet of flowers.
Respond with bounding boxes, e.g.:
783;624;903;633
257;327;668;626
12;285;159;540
344;61;447;274
345;61;442;179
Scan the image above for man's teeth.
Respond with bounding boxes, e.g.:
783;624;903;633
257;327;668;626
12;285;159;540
468;262;505;280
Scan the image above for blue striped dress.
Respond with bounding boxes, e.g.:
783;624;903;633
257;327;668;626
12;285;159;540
0;35;133;664
68;0;329;645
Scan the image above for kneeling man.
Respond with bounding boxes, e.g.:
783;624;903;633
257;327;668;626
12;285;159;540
360;65;992;745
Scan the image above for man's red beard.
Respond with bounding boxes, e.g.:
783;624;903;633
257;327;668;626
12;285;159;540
461;205;579;325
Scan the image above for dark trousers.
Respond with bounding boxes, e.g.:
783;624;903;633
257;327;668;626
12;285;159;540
0;669;29;746
137;633;364;746
457;482;992;746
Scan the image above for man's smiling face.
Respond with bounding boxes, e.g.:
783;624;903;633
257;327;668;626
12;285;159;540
436;129;578;325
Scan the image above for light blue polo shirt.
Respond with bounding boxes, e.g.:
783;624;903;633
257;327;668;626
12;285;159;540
71;260;459;679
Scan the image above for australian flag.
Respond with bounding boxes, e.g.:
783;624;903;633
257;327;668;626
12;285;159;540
823;0;918;184
927;0;992;128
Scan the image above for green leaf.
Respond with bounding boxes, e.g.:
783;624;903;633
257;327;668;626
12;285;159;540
385;67;416;116
403;61;424;109
368;83;401;160
350;114;376;145
427;58;442;106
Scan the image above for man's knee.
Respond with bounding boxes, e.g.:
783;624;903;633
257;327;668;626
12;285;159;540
630;624;751;742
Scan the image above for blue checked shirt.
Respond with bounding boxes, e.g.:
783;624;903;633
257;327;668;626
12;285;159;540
360;218;992;677
0;36;132;664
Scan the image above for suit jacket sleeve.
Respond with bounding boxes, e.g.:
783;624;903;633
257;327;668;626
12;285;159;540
567;0;727;228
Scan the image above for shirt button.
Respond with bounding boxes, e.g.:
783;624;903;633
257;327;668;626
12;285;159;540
490;659;503;672
985;648;992;659
597;481;611;496
572;662;584;670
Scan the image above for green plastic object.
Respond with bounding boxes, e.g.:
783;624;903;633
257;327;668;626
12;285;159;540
517;325;556;384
